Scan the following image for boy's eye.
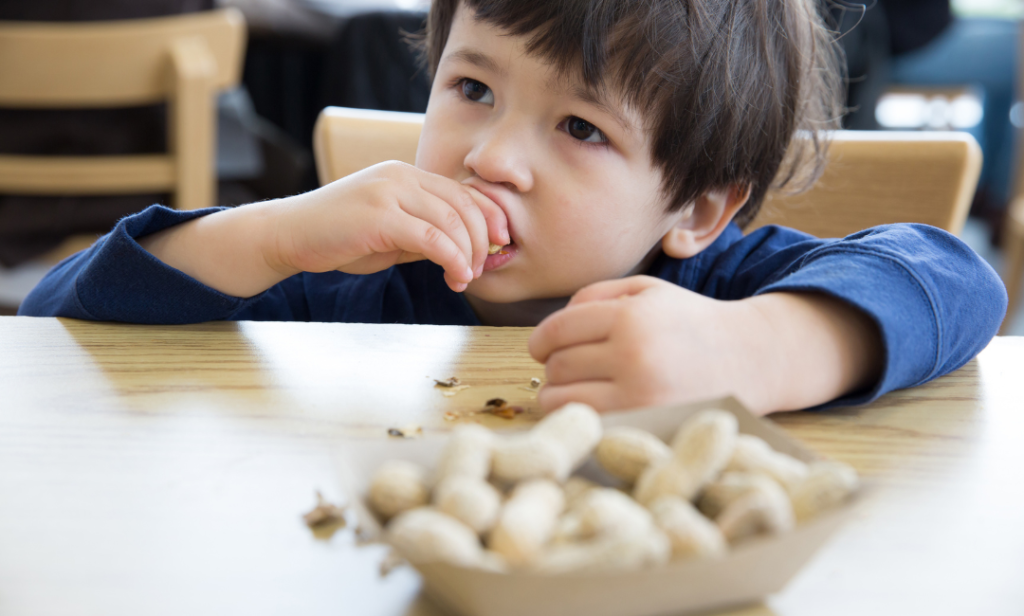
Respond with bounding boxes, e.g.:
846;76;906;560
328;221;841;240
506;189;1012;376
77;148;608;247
563;116;607;144
460;79;494;105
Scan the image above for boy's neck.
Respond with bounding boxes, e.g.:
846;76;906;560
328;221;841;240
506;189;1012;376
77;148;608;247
464;245;669;326
464;294;570;327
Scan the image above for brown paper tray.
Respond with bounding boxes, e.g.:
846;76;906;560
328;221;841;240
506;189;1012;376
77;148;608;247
335;396;857;616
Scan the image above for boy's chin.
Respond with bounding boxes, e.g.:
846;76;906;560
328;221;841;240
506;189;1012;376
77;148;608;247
463;281;528;304
463;277;546;304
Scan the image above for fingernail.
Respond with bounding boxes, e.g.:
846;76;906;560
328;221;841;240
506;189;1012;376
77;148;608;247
474;264;483;278
464;266;474;281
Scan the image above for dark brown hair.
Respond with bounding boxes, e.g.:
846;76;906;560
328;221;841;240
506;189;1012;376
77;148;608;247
420;0;843;227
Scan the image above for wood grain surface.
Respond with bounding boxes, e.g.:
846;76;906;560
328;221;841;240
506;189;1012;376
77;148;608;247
1;317;1021;616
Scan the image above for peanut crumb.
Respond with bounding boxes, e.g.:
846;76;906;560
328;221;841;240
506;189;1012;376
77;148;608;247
303;491;346;528
434;377;471;397
379;550;405;577
482;398;524;420
387;424;423;439
354;525;374;545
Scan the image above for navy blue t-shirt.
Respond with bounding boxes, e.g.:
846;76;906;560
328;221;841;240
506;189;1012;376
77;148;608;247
19;205;1008;408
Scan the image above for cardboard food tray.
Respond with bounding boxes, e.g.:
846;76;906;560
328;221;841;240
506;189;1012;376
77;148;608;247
336;397;857;616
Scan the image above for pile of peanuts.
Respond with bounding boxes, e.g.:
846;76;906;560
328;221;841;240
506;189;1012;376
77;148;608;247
366;403;858;574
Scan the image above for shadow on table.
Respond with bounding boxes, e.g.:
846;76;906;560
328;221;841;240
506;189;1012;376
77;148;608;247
401;594;777;616
59;318;283;411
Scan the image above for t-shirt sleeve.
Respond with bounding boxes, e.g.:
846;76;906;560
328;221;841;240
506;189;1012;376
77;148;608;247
18;204;309;324
700;223;1007;408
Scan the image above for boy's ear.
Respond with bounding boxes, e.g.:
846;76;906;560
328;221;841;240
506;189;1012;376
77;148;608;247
662;184;751;259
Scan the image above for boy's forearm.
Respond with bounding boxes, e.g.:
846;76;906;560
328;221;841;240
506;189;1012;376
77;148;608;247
738;292;883;414
138;200;297;298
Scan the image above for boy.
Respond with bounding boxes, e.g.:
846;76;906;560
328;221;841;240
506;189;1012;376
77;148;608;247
20;0;1006;415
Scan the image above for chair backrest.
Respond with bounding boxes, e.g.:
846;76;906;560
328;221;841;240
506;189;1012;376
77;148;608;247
751;131;980;236
0;9;247;210
314;107;426;185
314;106;981;236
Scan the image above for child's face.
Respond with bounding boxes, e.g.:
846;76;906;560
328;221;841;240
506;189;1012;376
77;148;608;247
416;6;687;303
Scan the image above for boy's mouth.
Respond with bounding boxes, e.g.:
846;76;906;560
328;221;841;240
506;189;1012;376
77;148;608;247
483;240;518;272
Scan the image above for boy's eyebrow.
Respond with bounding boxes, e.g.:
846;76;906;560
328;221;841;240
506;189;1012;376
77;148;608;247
444;48;506;77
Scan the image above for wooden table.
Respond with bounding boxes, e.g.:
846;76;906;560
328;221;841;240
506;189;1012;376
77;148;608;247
1;317;1022;616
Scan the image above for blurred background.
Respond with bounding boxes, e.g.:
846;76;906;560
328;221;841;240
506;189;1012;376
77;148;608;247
0;0;1022;328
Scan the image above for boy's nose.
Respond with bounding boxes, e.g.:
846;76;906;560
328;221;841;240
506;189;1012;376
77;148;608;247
463;124;534;194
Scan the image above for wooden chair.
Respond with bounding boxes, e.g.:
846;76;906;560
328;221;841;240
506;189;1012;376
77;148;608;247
314;106;981;239
751;131;980;237
1004;202;1024;332
997;21;1024;333
0;9;247;212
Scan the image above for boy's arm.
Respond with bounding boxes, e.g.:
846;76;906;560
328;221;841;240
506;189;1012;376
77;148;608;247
20;162;508;323
136;199;287;299
141;162;507;298
530;223;1006;415
17;205;268;323
529;278;882;415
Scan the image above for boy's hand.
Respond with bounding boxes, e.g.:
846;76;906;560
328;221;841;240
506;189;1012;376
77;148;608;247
529;277;751;413
529;276;881;416
273;161;509;292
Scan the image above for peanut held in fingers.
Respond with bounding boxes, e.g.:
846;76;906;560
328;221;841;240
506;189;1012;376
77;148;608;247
790;460;859;522
595;426;671;484
716;478;794;544
368;460;429;521
433;475;502;534
649;495;727;559
488;479;565;568
386;507;484;567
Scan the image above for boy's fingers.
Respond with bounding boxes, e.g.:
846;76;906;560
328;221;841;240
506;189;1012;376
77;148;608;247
464;185;510;247
451;191;491;275
443;271;469;293
568;276;664;306
537;380;619;414
416;173;496;271
544;342;616;385
387;216;473;284
397;192;475;275
529;302;617;363
419;180;492;274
